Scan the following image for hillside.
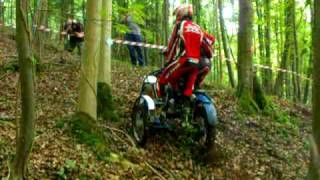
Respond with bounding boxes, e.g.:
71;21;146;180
0;34;312;179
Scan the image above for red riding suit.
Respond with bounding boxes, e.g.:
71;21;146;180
196;32;216;88
158;19;204;97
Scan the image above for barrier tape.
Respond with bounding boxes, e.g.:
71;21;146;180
107;38;167;51
1;24;311;81
220;58;311;81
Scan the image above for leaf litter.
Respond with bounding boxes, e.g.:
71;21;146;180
0;34;312;179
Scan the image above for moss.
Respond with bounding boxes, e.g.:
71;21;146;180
97;83;119;121
252;75;274;113
236;85;260;114
70;112;111;160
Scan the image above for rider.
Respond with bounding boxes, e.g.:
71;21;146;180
158;4;214;99
196;31;216;89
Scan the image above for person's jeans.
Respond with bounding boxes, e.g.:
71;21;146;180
125;33;144;66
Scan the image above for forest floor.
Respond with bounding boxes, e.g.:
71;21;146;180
0;32;313;179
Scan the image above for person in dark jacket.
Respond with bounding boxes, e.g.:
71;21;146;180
123;15;144;66
61;18;84;55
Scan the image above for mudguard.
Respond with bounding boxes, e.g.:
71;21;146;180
195;93;218;126
141;95;155;110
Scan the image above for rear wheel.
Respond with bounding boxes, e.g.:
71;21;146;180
132;98;149;146
193;106;216;151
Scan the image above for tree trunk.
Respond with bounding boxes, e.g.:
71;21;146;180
292;9;301;102
237;0;267;112
34;0;48;69
97;0;115;120
255;0;265;71
303;50;312;104
192;0;201;25
78;0;102;120
9;0;35;179
237;0;254;106
307;0;320;178
162;0;169;45
218;0;236;88
263;0;272;94
274;0;294;98
0;1;4;24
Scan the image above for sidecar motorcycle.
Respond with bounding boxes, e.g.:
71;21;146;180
131;70;218;151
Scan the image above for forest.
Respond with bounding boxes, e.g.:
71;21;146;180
0;0;320;179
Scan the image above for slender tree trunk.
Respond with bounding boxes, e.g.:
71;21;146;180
218;0;236;88
274;0;294;97
0;1;4;24
97;0;114;119
78;0;102;120
9;0;35;179
192;0;201;25
255;0;265;70
34;0;48;68
307;0;320;178
263;0;272;94
303;52;312;104
162;0;169;45
292;10;301;101
214;2;223;83
98;0;112;86
237;0;256;110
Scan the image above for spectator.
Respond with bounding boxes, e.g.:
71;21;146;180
61;18;84;55
123;15;144;66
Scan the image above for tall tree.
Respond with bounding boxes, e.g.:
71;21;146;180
97;0;114;119
307;0;320;178
0;1;4;24
237;0;254;109
34;0;48;67
78;0;102;120
218;0;236;88
274;0;295;97
192;0;201;25
237;0;267;111
162;0;169;45
9;0;35;179
263;0;272;94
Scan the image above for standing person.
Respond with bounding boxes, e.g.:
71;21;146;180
61;18;84;55
123;15;144;66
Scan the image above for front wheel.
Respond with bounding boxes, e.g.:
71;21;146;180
132;98;149;146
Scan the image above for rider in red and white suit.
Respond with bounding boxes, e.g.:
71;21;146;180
158;4;214;97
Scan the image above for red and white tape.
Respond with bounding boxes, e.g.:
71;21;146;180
1;25;311;81
107;38;167;51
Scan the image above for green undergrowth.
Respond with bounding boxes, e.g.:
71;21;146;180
56;113;139;170
56;113;111;161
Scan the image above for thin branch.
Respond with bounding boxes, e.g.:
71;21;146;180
145;161;166;180
102;125;136;148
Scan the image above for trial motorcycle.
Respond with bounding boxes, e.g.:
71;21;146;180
131;67;218;151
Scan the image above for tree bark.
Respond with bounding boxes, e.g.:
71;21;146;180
274;0;294;98
303;53;312;104
0;1;4;24
34;0;48;68
218;0;236;88
263;0;273;94
307;0;320;178
237;0;256;111
97;0;115;120
192;0;201;25
78;0;102;120
9;0;35;179
162;0;169;45
98;0;112;85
